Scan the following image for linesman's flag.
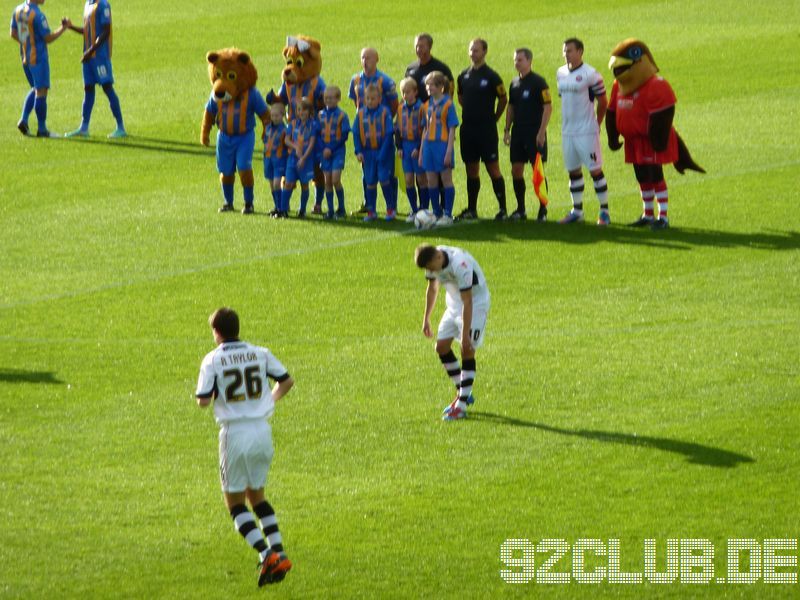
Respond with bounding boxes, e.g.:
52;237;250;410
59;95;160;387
532;152;549;206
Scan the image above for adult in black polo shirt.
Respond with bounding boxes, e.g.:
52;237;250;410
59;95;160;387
456;38;508;221
405;33;454;102
503;47;552;221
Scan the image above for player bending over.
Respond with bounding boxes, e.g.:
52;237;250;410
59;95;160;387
415;244;490;421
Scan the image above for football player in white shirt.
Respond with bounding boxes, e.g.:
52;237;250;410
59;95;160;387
556;37;611;226
195;307;294;587
415;244;490;421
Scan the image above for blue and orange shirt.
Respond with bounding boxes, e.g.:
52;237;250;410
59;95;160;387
263;122;287;159
11;1;51;66
396;99;425;143
317;107;350;152
205;88;269;137
353;105;393;158
348;70;398;112
286;117;319;159
277;76;326;121
82;0;112;61
423;94;459;142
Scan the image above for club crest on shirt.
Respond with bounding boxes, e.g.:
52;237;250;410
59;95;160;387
480;79;488;87
522;90;530;98
576;75;583;82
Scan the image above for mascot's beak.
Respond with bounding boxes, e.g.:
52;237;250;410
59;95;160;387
609;55;634;70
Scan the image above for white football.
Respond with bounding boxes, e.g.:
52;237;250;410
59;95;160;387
414;209;437;230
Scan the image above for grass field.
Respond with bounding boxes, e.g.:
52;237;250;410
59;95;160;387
1;0;799;597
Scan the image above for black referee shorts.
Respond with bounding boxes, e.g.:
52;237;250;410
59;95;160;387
460;122;500;164
510;125;547;164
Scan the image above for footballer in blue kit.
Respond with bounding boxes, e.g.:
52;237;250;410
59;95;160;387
353;84;396;221
201;49;270;214
10;0;69;137
396;77;428;219
263;103;288;217
318;86;350;219
280;97;319;217
64;0;125;138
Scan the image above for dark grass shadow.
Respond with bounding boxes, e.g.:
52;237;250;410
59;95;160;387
470;411;755;468
62;134;215;157
290;214;799;251
0;368;64;385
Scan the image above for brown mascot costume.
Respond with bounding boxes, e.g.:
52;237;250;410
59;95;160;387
606;39;704;230
266;35;327;214
201;48;269;214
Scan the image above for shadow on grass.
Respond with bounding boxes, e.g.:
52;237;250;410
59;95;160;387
470;411;755;468
0;368;64;385
62;134;214;157
288;215;800;251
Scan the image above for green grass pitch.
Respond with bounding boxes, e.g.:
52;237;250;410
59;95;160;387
1;0;799;597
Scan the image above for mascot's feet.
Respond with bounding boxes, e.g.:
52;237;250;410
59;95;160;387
629;215;655;227
219;204;235;213
651;217;670;231
242;204;254;215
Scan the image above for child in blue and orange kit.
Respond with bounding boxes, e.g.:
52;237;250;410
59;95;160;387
396;77;428;221
353;84;395;222
419;71;459;224
281;96;319;218
318;86;350;219
263;102;288;217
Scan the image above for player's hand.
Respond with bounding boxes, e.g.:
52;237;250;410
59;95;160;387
503;131;510;146
81;48;94;63
608;136;622;151
298;157;305;168
323;148;331;159
201;134;209;147
356;153;364;163
461;334;473;355
422;320;432;338
411;149;418;159
536;131;546;148
397;149;403;158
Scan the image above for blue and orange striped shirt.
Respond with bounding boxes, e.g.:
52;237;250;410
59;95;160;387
317;107;350;152
396;99;425;143
353;105;393;158
348;70;398;112
205;88;269;137
277;76;326;121
423;94;459;142
262;122;287;159
11;1;51;66
82;0;112;60
286;117;319;159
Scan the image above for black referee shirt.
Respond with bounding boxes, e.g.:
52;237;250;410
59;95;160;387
405;56;455;102
508;71;551;130
457;63;505;124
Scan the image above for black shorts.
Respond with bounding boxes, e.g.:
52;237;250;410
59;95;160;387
510;125;547;164
460;122;500;164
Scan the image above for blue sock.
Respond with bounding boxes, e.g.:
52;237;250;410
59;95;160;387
315;184;324;205
20;89;35;124
281;188;292;212
222;182;234;205
428;187;441;217
390;176;399;211
443;186;455;217
406;187;418;213
300;188;310;213
418;186;429;210
34;95;47;133
103;85;123;128
325;190;334;215
271;189;280;210
381;182;394;212
243;186;254;206
366;187;378;214
81;88;96;130
335;187;345;212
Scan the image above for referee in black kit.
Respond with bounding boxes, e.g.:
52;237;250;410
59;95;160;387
456;38;509;221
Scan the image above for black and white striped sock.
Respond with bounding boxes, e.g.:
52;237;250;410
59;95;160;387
439;350;461;390
230;504;269;561
458;358;476;409
254;500;284;554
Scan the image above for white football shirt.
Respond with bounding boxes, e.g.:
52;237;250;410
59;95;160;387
196;340;288;425
556;62;605;136
426;245;490;310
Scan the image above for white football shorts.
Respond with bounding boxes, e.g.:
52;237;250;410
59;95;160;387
437;306;489;349
218;419;274;493
562;134;603;172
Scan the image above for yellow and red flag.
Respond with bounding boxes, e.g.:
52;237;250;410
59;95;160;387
532;152;549;206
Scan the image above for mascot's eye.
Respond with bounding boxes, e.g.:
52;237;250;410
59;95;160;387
214;69;222;79
296;56;305;68
627;46;643;61
286;57;294;66
227;71;237;81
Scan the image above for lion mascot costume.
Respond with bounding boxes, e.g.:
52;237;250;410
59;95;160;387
606;39;704;230
266;35;327;214
201;48;269;214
